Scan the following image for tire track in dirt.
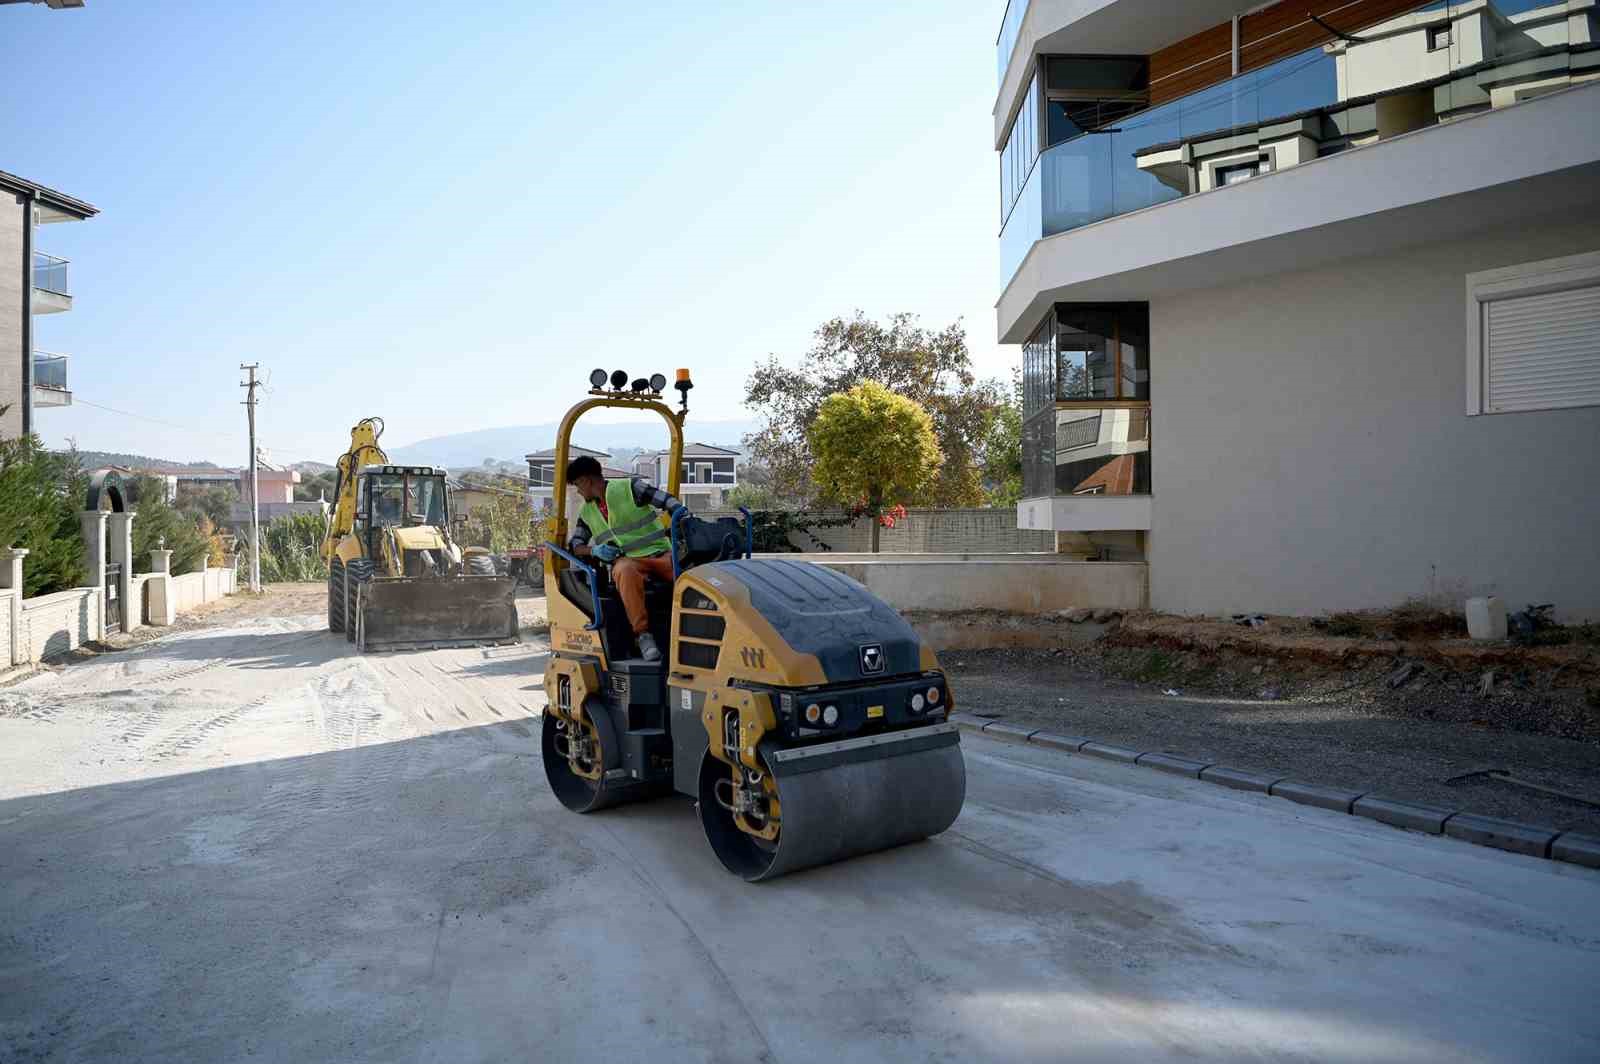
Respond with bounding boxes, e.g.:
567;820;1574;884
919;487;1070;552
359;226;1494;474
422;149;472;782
142;693;278;763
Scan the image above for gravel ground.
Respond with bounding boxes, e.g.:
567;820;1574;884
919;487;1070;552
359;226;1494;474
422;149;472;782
946;648;1600;836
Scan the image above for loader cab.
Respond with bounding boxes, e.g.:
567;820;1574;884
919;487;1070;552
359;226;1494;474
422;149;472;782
356;466;447;529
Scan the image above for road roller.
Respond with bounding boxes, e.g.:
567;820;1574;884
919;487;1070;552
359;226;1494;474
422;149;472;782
539;368;965;881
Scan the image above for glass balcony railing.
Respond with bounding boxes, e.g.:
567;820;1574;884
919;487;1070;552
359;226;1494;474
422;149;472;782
33;352;68;391
33;252;69;296
996;0;1028;84
1000;0;1594;286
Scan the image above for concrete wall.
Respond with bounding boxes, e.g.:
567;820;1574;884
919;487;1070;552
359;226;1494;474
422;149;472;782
708;509;1056;555
787;554;1148;613
167;566;236;614
17;588;99;663
0;192;23;439
1150;215;1600;619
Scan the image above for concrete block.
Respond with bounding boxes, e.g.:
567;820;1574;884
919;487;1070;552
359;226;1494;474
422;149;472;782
946;712;987;731
1200;765;1286;793
1269;780;1364;814
981;721;1038;743
1352;795;1457;835
1550;832;1600;869
1135;752;1212;778
1030;732;1090;752
1079;742;1144;764
1442;814;1557;858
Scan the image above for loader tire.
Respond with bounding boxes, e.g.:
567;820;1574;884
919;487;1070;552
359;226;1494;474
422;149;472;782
327;559;345;633
464;553;496;576
344;560;373;645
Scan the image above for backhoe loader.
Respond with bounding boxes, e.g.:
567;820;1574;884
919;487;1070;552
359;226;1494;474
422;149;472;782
322;417;518;652
541;369;965;880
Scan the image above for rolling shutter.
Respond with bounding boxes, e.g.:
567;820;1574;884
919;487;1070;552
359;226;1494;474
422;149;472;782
1483;285;1600;414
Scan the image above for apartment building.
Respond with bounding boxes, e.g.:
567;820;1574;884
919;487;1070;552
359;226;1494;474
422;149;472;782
1;169;97;438
525;445;630;513
632;443;739;510
996;0;1600;616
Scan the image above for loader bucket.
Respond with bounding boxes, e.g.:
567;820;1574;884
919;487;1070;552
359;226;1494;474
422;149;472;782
354;574;519;652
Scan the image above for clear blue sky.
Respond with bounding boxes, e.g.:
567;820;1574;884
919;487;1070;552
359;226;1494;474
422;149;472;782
4;0;1007;466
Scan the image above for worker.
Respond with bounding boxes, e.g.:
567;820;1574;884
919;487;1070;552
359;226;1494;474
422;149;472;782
565;455;686;662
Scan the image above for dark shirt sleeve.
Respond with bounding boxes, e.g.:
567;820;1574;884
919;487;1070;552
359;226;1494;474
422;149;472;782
568;517;592;550
631;478;685;514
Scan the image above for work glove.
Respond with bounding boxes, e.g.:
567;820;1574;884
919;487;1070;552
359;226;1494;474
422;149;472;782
593;543;621;564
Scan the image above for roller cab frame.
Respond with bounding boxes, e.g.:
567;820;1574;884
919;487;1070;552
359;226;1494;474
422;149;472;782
541;370;965;881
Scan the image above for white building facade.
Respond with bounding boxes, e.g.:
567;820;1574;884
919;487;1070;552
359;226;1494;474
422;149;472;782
997;0;1600;617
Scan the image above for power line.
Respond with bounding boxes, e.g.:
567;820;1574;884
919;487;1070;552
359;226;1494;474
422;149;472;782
72;397;211;435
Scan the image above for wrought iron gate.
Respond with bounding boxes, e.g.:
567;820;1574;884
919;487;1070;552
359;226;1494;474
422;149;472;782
104;563;122;635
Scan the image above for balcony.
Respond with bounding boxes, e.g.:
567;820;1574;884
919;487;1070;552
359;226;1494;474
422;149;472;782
33;352;71;409
999;0;1600;292
32;251;72;313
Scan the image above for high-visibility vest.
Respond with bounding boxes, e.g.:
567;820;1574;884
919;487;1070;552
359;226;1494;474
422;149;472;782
579;478;669;558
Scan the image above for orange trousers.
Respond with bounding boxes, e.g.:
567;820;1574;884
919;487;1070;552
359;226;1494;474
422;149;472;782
611;553;676;635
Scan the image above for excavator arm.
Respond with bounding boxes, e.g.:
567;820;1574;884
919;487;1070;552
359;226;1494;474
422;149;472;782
321;417;388;563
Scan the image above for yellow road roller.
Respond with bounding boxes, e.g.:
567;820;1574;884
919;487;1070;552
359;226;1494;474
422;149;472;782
540;368;965;880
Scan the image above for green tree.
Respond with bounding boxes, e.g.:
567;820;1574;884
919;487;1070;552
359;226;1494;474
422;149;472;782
294;470;337;502
462;491;536;554
0;434;85;596
808;382;940;553
745;312;1005;508
177;482;239;528
128;476;209;575
982;369;1024;507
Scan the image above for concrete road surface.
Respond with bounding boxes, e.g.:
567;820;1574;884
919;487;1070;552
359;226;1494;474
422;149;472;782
2;614;1598;1063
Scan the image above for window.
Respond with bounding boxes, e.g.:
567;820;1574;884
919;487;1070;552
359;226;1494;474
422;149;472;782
1216;161;1260;186
1466;251;1600;415
1000;71;1041;225
1427;25;1451;52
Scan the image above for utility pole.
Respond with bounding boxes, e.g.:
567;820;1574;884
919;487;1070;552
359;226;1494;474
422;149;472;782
240;363;261;593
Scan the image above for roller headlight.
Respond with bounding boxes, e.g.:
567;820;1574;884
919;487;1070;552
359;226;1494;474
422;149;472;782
911;693;925;712
804;703;821;724
822;705;839;727
610;369;628;389
649;372;667;392
927;686;941;705
589;368;608;388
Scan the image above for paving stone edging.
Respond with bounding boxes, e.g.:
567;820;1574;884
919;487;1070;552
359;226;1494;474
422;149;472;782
948;713;1600;871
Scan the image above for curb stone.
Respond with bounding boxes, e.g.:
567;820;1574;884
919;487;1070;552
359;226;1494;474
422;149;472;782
1353;795;1457;835
1200;766;1285;793
1551;832;1600;869
1031;732;1091;752
1135;753;1212;778
1443;814;1558;858
1269;780;1365;814
981;721;1038;743
1079;742;1144;764
952;716;1594;868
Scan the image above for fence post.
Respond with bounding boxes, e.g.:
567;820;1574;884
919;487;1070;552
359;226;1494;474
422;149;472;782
78;510;108;639
0;548;25;667
221;553;238;594
107;510;137;632
147;549;175;626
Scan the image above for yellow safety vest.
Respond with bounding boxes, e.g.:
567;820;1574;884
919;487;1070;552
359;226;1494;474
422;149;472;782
579;479;670;558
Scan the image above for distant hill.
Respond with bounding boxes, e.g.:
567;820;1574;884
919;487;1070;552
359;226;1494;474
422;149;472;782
72;450;231;473
385;419;757;469
288;460;335;474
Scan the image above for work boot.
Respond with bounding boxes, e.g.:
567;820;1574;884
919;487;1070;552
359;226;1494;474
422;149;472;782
637;632;662;663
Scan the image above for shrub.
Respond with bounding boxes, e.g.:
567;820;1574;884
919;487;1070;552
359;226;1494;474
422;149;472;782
0;434;85;595
257;512;328;583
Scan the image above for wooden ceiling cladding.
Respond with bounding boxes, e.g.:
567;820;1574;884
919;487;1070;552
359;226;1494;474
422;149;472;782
1149;0;1432;106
